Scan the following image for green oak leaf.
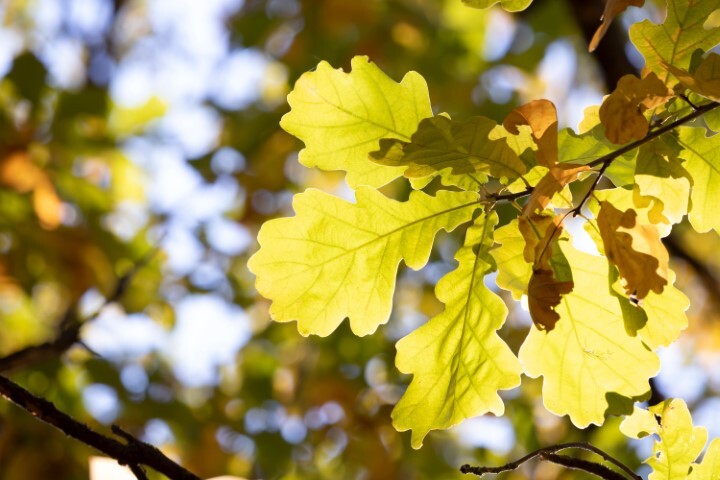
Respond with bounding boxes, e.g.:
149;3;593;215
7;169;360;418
635;139;691;226
371;115;526;183
677;127;720;233
689;438;720;480
392;212;522;449
280;56;432;188
518;243;659;427
630;0;720;87
621;399;709;480
248;187;478;337
462;0;533;12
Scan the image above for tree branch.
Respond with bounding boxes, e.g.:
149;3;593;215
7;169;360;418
0;375;200;480
460;442;641;480
0;244;160;374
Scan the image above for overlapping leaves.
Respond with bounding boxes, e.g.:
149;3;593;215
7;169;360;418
251;0;720;448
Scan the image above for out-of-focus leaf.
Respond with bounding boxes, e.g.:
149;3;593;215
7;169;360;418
589;0;644;52
630;0;720;87
462;0;533;12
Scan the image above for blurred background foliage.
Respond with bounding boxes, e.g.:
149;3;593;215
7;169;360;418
0;0;718;478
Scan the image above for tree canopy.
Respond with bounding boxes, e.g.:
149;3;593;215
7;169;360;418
1;0;720;479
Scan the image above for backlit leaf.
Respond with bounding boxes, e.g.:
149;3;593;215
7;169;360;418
518;243;659;427
599;73;672;144
677;126;720;233
688;438;720;480
392;212;522;448
664;53;720;102
370;115;526;183
589;0;644;52
630;0;720;87
597;201;669;299
248;187;479;336
634;140;691;226
280;56;432;188
621;399;709;480
462;0;533;12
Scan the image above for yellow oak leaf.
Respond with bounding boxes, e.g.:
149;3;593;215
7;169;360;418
599;73;673;144
589;0;645;52
597;201;668;299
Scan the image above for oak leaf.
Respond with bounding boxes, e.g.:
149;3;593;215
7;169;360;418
503;99;558;168
392;213;521;448
370;115;526;184
597;201;668;299
621;400;710;480
247;187;478;337
589;0;644;52
599;73;672;144
664;52;720;102
280;56;432;188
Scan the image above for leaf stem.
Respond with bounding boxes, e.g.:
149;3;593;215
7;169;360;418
459;441;641;480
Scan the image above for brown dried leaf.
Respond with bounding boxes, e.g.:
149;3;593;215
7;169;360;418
589;0;645;52
522;163;590;216
597;201;669;299
599;73;673;144
527;269;573;331
0;150;62;229
664;53;720;102
503;99;558;168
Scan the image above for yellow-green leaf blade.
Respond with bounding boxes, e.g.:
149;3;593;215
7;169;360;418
371;115;526;183
392;212;522;449
629;0;720;87
280;56;432;188
462;0;533;12
248;187;479;337
689;438;720;480
622;399;709;480
677;127;720;233
519;243;659;427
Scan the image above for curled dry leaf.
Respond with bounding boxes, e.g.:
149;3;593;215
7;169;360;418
599;72;673;144
503;99;558;168
521;163;590;216
527;269;573;332
519;213;573;331
597;201;668;299
589;0;645;52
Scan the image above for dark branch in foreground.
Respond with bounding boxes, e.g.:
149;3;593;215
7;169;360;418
0;375;200;480
0;244;161;374
460;442;641;480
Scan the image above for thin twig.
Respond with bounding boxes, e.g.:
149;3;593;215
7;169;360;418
587;101;720;168
0;242;162;374
542;453;630;480
460;442;641;480
0;375;200;480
